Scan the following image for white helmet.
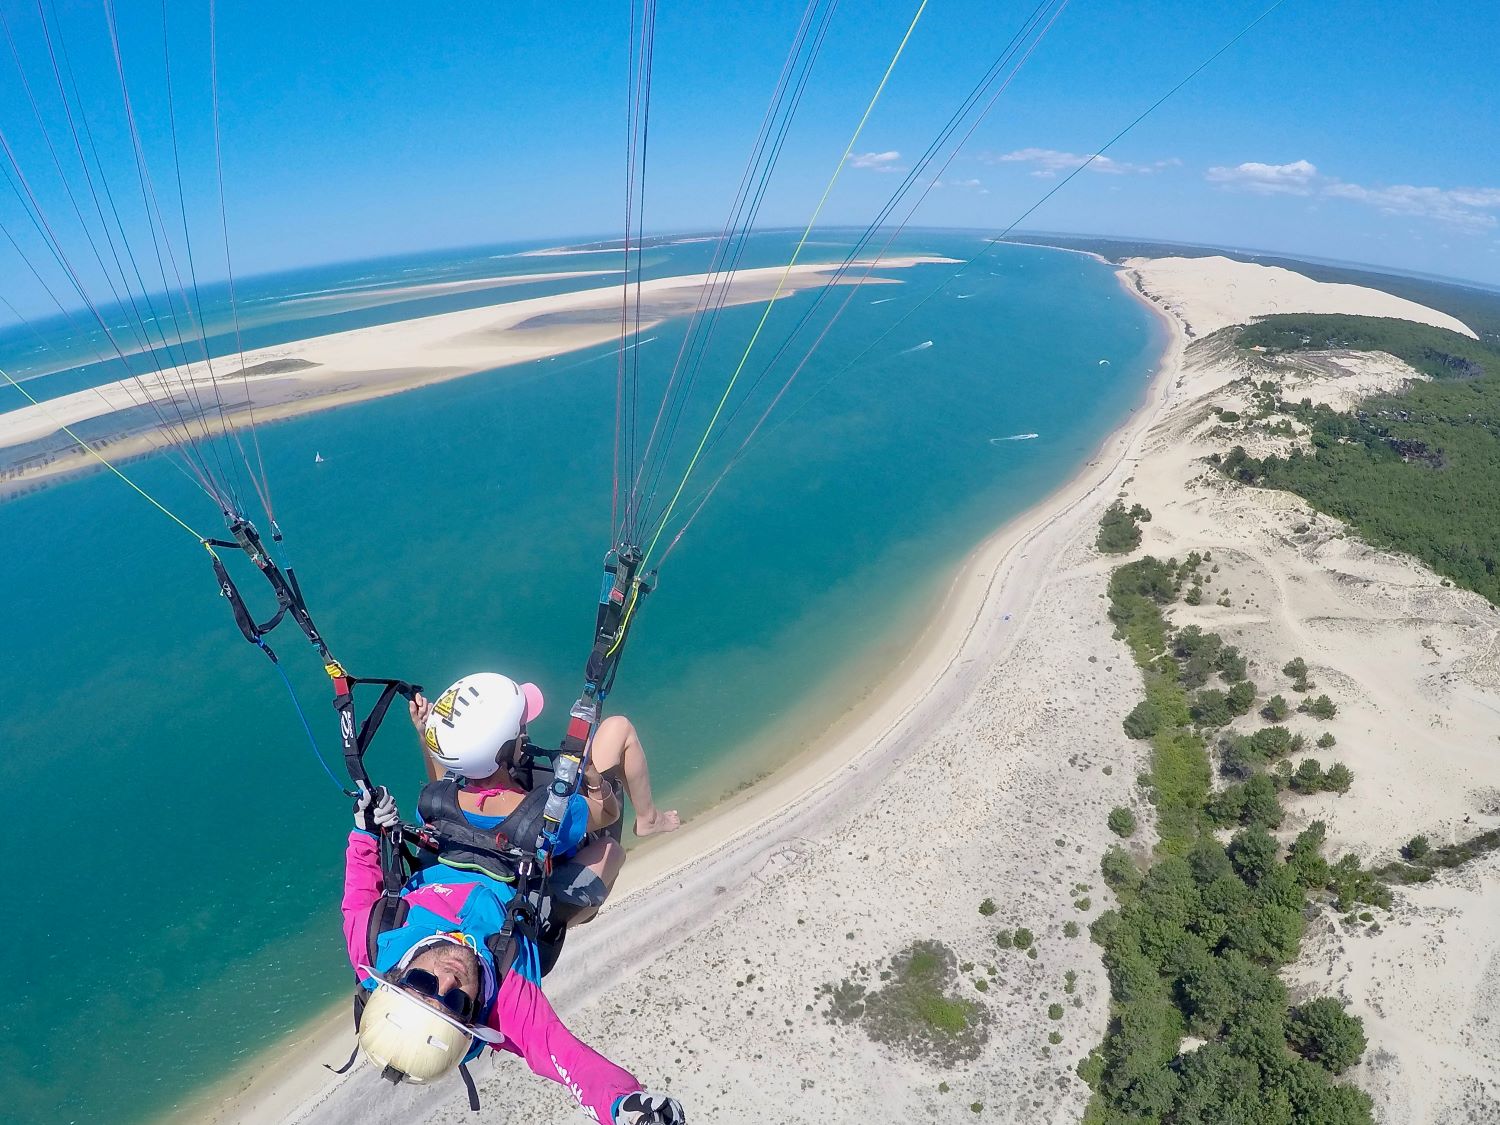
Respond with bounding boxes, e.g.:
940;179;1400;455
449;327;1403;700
423;672;544;779
356;979;477;1084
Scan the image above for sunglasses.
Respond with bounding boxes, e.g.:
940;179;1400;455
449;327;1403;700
397;968;476;1024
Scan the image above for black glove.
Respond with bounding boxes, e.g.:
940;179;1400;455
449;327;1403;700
615;1091;685;1125
353;785;398;833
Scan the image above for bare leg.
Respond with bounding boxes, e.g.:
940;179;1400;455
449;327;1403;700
559;837;626;926
589;715;681;836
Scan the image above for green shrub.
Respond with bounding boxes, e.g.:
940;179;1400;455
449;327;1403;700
1226;679;1256;715
1283;657;1313;692
845;940;991;1062
1228;827;1279;885
1101;846;1142;893
979;898;997;916
1207;774;1283;829
1288;998;1368;1075
1108;806;1137;838
1324;762;1353;794
1123;700;1164;739
1098;502;1145;554
1190;688;1233;729
1300;694;1338;720
1218;645;1249;682
1291;758;1325;794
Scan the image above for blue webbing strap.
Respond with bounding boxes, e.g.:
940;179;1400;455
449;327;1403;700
259;638;350;794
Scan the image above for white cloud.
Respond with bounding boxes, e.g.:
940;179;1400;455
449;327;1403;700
1206;158;1500;230
932;177;984;191
1323;182;1498;231
1205;159;1319;195
984;148;1177;177
848;150;903;173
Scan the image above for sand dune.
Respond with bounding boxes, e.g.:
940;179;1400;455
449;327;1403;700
1122;258;1499;1124
1123;255;1478;340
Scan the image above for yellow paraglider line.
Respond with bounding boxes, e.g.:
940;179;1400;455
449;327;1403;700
0;363;211;546
641;0;930;565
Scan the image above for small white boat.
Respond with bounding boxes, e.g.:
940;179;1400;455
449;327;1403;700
314;452;325;463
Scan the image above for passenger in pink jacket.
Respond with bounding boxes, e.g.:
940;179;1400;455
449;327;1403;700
342;787;685;1124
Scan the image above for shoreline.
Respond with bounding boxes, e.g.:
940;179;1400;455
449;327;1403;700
172;256;1182;1125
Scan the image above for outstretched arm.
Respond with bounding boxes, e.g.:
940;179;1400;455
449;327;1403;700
489;968;640;1122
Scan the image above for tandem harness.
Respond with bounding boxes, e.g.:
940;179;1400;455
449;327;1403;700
329;766;575;1111
323;543;654;1105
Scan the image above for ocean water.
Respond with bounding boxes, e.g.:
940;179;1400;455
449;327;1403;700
0;232;1163;1124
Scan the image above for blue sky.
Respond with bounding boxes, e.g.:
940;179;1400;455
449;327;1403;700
1;0;1497;322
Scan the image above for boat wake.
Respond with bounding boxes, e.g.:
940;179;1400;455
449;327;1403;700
898;340;934;356
988;433;1039;444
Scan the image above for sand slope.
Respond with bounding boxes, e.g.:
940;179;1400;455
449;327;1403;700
1122;255;1478;340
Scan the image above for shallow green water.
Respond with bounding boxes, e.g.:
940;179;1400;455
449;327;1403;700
0;232;1162;1123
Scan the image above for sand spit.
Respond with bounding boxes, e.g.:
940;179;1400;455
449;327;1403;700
185;253;1496;1125
0;256;954;497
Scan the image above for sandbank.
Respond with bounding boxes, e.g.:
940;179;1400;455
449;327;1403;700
0;256;955;498
285;269;622;305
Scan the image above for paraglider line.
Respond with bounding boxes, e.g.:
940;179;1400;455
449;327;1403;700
0;362;209;542
643;0;930;565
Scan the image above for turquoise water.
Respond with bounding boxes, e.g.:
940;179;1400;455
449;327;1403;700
0;233;1162;1123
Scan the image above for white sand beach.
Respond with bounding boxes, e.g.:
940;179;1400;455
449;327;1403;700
0;256;953;496
177;252;1498;1125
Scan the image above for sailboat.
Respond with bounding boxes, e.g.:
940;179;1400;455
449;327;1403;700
314;452;325;463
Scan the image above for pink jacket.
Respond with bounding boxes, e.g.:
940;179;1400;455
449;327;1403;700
341;831;639;1121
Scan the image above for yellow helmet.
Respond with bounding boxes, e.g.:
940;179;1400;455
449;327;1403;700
356;979;481;1084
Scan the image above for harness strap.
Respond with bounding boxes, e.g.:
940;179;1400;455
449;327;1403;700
325;1043;360;1075
367;892;410;963
415;778;545;883
458;1062;481;1111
